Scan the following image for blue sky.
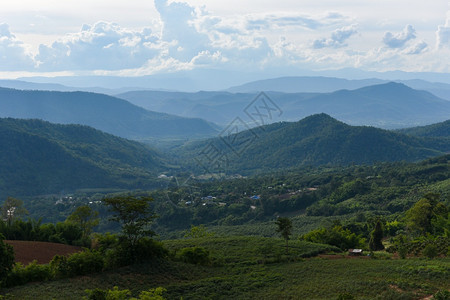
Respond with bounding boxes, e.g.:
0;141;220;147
1;0;450;78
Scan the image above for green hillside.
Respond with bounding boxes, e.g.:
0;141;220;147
397;119;450;137
177;114;449;174
0;118;166;198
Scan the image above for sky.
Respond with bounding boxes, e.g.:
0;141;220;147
1;0;450;79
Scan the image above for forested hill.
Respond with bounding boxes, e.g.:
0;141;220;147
0;87;219;140
178;114;450;174
396;119;450;138
0;118;167;198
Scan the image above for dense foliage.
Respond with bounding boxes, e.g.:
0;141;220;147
0;118;166;198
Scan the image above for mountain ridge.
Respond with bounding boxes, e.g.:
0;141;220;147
177;113;450;174
0;87;219;140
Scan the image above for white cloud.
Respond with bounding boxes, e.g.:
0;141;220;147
190;50;226;65
0;23;35;71
436;11;450;48
403;41;428;55
35;22;161;71
245;12;349;31
312;24;357;48
382;24;416;48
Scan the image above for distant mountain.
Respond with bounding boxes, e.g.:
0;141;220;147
226;76;450;100
177;114;449;174
0;79;164;95
116;90;254;126
118;82;450;129
227;76;385;93
0;118;168;198
283;82;450;128
396;119;450;137
0;88;219;140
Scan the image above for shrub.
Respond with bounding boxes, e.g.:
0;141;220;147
176;247;210;265
84;286;167;300
422;244;438;259
398;246;408;259
433;290;450;300
336;293;355;300
65;250;104;276
105;238;167;268
0;234;14;285
301;225;365;250
5;261;53;287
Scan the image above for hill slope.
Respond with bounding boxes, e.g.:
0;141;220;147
0;118;167;198
177;114;449;174
0;88;219;140
396;119;450;137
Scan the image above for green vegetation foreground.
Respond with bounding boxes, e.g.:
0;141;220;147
2;236;449;299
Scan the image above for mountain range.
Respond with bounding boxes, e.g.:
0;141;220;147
0;88;219;141
0;118;168;199
177;114;450;174
118;82;450;128
227;76;450;101
1;113;449;198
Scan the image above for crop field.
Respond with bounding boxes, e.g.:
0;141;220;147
2;237;449;299
5;240;82;265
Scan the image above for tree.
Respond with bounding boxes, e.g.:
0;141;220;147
275;217;292;254
1;197;28;226
66;205;99;240
405;193;447;235
102;195;156;247
184;225;214;239
369;220;384;251
0;233;14;285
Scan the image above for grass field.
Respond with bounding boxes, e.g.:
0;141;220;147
1;236;449;299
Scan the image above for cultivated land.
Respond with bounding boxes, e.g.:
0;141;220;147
2;237;449;299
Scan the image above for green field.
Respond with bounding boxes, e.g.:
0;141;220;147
2;236;449;299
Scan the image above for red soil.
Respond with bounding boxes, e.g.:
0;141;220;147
5;240;83;265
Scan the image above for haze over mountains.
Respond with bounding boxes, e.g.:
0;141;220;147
0;88;218;141
118;82;450;129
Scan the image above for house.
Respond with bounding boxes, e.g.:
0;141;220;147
348;249;363;256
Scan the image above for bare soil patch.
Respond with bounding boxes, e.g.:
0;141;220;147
5;240;83;265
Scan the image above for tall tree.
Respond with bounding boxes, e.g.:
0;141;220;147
1;197;28;226
66;205;99;240
275;217;293;254
369;220;384;251
406;193;445;235
102;195;156;247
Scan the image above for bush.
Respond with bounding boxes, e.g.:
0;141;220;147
433;290;450;300
65;250;104;276
84;286;167;300
5;261;53;287
0;234;14;285
336;293;355;300
301;225;365;250
105;238;167;268
422;244;438;259
176;247;210;265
